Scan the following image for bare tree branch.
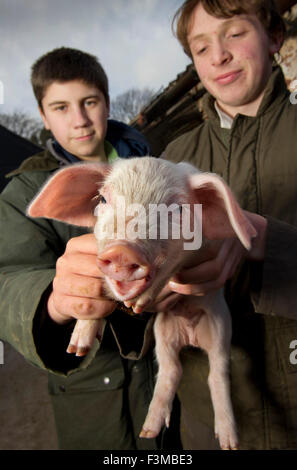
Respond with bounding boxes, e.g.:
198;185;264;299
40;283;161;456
110;87;156;124
0;110;44;145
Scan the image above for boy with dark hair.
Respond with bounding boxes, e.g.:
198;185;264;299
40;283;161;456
31;47;110;110
163;0;297;449
0;47;180;450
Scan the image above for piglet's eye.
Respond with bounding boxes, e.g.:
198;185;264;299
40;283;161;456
98;194;107;204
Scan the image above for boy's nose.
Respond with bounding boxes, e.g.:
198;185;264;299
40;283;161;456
72;107;91;127
211;41;232;66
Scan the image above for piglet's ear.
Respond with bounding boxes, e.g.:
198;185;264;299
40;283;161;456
27;162;110;227
189;172;257;250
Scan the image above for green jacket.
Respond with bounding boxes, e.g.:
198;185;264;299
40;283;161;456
0;139;181;450
164;66;297;450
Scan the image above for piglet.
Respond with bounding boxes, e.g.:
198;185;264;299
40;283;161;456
27;157;257;450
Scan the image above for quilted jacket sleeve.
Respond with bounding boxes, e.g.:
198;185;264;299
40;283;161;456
0;172;100;375
250;216;297;318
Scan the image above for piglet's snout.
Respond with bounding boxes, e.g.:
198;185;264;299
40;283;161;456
97;243;154;301
97;244;151;281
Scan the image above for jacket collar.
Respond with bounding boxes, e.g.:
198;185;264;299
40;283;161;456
47;138;119;165
203;66;289;125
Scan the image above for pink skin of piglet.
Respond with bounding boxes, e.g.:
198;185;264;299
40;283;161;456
27;157;257;450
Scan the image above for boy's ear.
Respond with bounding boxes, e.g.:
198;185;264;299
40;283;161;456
105;97;110;117
39;106;50;130
269;28;284;58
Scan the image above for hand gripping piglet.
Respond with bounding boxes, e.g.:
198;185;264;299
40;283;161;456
27;157;257;450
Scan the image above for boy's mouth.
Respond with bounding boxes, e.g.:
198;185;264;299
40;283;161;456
215;70;242;85
75;131;95;141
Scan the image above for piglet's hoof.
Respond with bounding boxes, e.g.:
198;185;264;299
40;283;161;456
216;430;239;450
67;344;90;356
66;344;77;355
66;319;103;357
139;429;157;439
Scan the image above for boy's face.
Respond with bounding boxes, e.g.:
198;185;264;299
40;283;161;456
40;80;109;160
188;4;281;117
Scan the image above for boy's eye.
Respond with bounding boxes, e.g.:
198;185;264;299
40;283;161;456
196;46;207;55
229;30;245;38
54;105;67;111
85;100;97;107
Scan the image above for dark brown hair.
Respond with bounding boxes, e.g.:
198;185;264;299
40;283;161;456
31;47;109;109
172;0;286;58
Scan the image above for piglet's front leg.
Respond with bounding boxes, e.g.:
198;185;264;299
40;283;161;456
67;319;103;356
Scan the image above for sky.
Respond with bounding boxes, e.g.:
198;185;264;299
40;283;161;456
0;0;191;120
